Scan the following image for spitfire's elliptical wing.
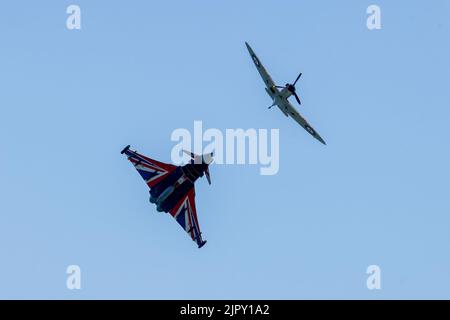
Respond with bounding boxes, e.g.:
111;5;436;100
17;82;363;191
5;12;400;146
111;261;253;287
169;187;206;248
280;100;327;145
245;42;276;90
121;145;177;188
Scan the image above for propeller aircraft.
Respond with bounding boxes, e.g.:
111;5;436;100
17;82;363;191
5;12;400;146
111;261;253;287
245;42;326;145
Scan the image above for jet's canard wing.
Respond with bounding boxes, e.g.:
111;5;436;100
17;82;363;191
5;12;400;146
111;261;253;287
245;42;277;91
169;187;206;248
280;100;327;145
121;146;177;188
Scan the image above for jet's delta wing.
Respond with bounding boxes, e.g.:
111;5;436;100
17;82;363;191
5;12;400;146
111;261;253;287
169;187;206;248
122;146;177;188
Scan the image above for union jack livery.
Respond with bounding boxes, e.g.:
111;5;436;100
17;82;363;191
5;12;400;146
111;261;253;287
121;145;213;248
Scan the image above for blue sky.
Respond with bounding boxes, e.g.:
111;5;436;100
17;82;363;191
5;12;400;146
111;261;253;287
1;0;449;299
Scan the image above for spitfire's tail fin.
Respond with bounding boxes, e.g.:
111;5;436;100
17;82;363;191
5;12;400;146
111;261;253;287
268;101;277;109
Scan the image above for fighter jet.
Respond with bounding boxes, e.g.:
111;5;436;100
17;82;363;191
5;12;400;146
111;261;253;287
245;42;326;145
121;145;212;248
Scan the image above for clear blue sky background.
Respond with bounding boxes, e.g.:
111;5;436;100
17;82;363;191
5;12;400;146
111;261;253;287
1;1;449;299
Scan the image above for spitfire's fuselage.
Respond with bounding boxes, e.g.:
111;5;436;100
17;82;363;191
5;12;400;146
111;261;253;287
150;162;207;213
265;86;292;117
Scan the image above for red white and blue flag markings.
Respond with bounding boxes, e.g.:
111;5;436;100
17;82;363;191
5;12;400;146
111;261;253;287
121;146;206;248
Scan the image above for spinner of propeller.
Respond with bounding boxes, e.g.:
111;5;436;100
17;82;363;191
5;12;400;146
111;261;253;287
276;72;302;105
182;150;213;185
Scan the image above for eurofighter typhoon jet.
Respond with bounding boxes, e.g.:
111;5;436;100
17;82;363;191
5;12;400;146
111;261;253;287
121;146;212;248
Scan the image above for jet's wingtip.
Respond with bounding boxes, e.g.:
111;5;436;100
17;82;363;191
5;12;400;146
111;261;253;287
121;145;131;154
198;240;207;249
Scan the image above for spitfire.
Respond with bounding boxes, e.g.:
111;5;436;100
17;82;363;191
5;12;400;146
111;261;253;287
245;42;326;145
121;145;212;248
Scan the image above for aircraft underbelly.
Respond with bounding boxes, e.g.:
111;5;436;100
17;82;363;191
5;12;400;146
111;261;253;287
277;104;289;117
265;87;288;117
159;180;193;213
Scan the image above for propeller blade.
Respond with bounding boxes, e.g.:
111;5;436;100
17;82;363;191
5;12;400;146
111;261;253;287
293;72;302;86
294;92;301;105
205;167;211;185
